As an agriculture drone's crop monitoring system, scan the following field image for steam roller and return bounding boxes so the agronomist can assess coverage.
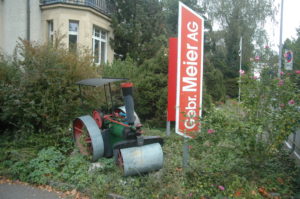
[73,78,164,176]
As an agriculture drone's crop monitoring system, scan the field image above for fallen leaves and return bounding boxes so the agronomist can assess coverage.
[258,187,271,198]
[276,177,284,184]
[0,177,28,186]
[258,187,281,199]
[175,167,182,172]
[234,188,244,197]
[62,189,89,199]
[251,190,258,196]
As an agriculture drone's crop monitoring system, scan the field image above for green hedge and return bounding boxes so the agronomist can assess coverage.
[0,40,101,136]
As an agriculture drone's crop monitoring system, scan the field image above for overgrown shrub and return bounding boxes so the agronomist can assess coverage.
[0,40,101,136]
[103,48,169,126]
[187,69,300,197]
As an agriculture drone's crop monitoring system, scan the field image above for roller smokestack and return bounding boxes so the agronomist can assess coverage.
[121,82,135,125]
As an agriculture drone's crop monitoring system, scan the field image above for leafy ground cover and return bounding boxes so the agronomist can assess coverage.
[0,114,299,199]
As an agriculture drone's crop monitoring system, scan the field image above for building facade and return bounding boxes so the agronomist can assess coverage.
[0,0,114,64]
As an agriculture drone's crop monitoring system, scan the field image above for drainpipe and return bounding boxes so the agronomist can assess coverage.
[26,0,30,41]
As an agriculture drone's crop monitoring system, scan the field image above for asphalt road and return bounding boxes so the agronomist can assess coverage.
[0,183,62,199]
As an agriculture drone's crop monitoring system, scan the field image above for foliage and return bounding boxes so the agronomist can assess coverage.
[108,0,166,63]
[56,153,92,191]
[187,69,300,197]
[11,147,64,184]
[188,101,299,197]
[0,40,101,136]
[204,56,226,101]
[0,125,299,198]
[162,0,208,37]
[241,69,300,152]
[103,48,169,126]
[201,0,276,96]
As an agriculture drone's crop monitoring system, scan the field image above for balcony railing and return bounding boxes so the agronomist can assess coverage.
[40,0,112,16]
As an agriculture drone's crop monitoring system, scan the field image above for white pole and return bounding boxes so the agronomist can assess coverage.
[278,0,284,77]
[238,37,242,103]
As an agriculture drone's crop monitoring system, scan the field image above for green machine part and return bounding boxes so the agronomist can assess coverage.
[108,122,137,147]
[109,123,126,145]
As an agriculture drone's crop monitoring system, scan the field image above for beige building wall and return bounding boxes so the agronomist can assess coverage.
[41,4,114,63]
[0,0,27,56]
[0,0,42,56]
[30,0,42,44]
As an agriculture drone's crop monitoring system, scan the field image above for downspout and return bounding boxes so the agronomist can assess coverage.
[26,0,30,41]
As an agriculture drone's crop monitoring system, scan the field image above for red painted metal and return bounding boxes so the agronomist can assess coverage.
[104,114,130,127]
[121,82,133,88]
[92,110,103,128]
[167,37,178,121]
[73,119,93,155]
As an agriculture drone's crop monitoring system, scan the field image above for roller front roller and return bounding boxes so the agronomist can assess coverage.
[116,143,164,176]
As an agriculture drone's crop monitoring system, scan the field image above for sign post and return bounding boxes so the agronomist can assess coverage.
[176,2,204,169]
[176,2,204,138]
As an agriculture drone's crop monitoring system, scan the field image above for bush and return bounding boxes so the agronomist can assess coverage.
[0,40,101,137]
[186,69,300,197]
[103,47,169,126]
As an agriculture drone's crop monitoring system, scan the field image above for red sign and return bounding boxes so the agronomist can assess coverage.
[176,2,204,138]
[167,38,178,121]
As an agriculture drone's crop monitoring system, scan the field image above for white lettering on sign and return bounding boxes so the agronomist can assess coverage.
[182,21,200,130]
[187,21,198,42]
[182,77,197,91]
[184,95,197,129]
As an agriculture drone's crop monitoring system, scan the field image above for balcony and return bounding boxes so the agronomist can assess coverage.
[40,0,112,16]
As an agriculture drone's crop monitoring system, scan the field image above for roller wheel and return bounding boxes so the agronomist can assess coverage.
[115,143,164,176]
[73,115,104,161]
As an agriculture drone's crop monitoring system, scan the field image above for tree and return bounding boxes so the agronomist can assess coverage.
[200,0,276,97]
[108,0,166,63]
[162,0,208,37]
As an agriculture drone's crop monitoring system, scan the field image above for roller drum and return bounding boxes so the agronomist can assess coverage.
[119,143,163,176]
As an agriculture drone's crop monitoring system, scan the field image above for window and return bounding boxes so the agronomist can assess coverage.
[69,20,79,52]
[92,26,107,64]
[47,20,54,43]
